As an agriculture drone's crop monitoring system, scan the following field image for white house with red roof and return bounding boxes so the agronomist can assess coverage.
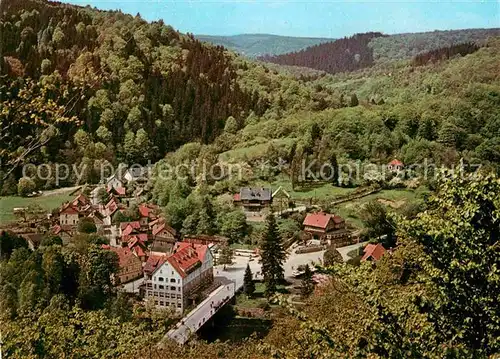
[144,242,214,314]
[302,212,352,245]
[387,159,404,172]
[59,205,80,226]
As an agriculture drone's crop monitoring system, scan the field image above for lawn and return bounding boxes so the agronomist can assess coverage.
[236,282,288,309]
[332,188,427,229]
[251,177,354,203]
[0,191,75,224]
[219,138,296,162]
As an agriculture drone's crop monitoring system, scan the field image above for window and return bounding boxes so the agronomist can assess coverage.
[159,301,164,306]
[177,294,181,299]
[170,286,176,291]
[159,292,164,298]
[147,291,152,296]
[165,293,170,299]
[158,277,164,282]
[171,271,174,275]
[153,291,158,296]
[154,284,157,289]
[178,287,181,292]
[155,301,158,305]
[159,285,164,290]
[177,279,180,284]
[177,303,181,308]
[170,278,176,283]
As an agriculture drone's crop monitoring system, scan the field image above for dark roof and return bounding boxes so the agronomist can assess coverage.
[20,233,43,247]
[239,187,272,201]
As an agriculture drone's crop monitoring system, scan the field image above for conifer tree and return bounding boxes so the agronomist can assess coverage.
[300,264,314,298]
[243,264,255,297]
[260,213,286,297]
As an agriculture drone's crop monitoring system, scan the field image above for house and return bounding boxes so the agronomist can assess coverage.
[303,212,352,246]
[361,243,386,262]
[272,186,291,212]
[102,245,143,284]
[106,174,124,190]
[144,242,214,314]
[233,187,272,212]
[123,166,149,183]
[71,193,91,208]
[151,221,177,253]
[20,233,43,250]
[59,205,80,226]
[88,211,105,231]
[51,224,74,243]
[126,234,148,261]
[138,203,159,227]
[107,186,126,198]
[388,159,404,172]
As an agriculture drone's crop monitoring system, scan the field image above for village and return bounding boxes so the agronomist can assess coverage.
[0,159,398,343]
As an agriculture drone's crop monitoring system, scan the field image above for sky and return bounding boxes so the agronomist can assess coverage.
[64,0,499,38]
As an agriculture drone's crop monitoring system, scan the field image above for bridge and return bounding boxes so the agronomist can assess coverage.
[164,280,237,345]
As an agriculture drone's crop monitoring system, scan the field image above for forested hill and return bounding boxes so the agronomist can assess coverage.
[259,28,500,73]
[0,0,263,172]
[196,33,333,58]
[259,32,384,74]
[0,0,343,189]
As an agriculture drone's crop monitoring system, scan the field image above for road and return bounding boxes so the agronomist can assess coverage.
[163,282,236,345]
[336,241,367,261]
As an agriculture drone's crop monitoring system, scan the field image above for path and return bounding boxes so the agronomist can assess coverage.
[336,241,367,261]
[41,186,81,196]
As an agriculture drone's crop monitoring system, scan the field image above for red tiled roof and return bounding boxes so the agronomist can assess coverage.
[175,242,208,262]
[60,205,79,215]
[125,233,148,245]
[72,193,90,207]
[102,245,139,268]
[152,222,176,237]
[120,221,141,231]
[389,159,403,166]
[303,212,333,229]
[144,254,168,274]
[52,224,73,234]
[149,216,165,228]
[107,186,126,196]
[138,204,150,218]
[167,244,205,278]
[134,246,145,257]
[361,243,386,262]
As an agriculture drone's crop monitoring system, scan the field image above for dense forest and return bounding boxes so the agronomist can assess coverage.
[258,32,384,74]
[369,28,500,63]
[0,0,265,179]
[412,42,480,66]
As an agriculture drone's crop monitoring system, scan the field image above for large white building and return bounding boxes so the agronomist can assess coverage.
[144,242,214,314]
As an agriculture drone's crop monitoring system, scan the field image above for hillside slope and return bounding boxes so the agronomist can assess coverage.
[196,33,333,58]
[259,28,500,73]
